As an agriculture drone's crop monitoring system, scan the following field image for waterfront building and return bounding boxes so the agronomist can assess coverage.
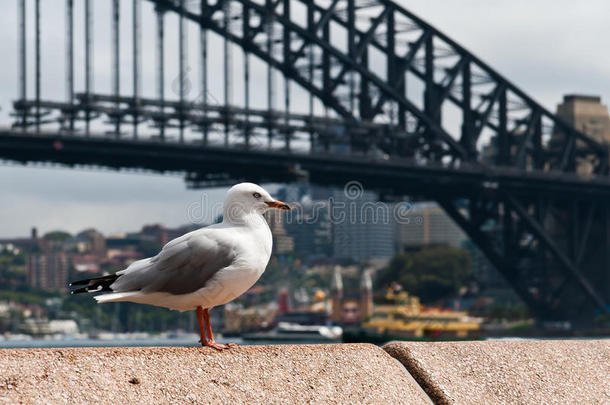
[265,210,295,255]
[331,188,394,262]
[360,269,374,320]
[277,184,333,262]
[554,94,610,144]
[330,266,375,324]
[330,266,344,323]
[394,202,466,250]
[75,229,107,256]
[26,253,71,291]
[552,94,610,175]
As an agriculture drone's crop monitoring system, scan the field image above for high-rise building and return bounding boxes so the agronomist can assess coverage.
[265,210,295,255]
[26,253,71,291]
[279,184,333,262]
[554,94,610,144]
[285,201,333,261]
[394,202,466,250]
[331,188,394,262]
[552,95,610,175]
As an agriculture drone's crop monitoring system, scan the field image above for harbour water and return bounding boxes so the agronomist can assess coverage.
[0,335,244,349]
[0,336,349,349]
[1,333,606,349]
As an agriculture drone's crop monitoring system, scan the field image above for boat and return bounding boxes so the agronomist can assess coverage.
[242,322,342,343]
[342,328,482,344]
[343,288,483,344]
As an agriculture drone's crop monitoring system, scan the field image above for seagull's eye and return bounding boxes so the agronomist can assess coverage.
[253,192,262,199]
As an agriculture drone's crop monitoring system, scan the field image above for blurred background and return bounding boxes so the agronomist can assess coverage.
[1,0,609,347]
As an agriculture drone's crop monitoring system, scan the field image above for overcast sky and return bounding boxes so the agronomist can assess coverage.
[0,0,609,238]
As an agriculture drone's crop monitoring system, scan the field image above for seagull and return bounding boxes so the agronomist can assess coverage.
[69,183,290,350]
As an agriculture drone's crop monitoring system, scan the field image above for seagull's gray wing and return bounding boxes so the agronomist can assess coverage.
[110,229,237,295]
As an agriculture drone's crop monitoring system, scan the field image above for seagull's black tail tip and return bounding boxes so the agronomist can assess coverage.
[68,274,119,295]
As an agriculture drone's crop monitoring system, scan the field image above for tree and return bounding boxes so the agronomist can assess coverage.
[43,231,72,241]
[376,246,473,303]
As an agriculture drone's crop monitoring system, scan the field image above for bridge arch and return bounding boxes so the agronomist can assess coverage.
[152,0,607,170]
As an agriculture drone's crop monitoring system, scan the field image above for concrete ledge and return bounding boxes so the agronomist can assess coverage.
[384,340,610,405]
[0,344,431,404]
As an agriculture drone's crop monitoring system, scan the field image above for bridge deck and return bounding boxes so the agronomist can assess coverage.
[2,129,610,197]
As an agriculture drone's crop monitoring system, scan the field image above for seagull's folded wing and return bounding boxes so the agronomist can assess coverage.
[111,229,237,295]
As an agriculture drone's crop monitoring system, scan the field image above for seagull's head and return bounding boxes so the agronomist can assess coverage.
[223,183,290,222]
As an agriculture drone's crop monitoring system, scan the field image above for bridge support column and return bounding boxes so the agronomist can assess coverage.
[439,190,610,323]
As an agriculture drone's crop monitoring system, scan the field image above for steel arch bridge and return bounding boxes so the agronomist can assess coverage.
[3,0,610,322]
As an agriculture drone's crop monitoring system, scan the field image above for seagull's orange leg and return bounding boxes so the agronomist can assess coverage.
[196,306,207,346]
[202,308,231,350]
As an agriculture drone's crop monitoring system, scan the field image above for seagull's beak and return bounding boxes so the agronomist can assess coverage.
[266,200,291,210]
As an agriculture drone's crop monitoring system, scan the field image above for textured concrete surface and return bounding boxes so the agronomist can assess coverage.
[384,340,610,405]
[0,344,432,405]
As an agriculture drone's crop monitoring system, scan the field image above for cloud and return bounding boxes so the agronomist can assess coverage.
[0,165,226,237]
[403,0,610,109]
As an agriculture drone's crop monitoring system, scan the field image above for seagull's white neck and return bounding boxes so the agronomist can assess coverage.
[222,204,267,228]
[222,202,273,260]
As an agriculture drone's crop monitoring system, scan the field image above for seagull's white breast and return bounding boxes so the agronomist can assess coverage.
[187,217,273,310]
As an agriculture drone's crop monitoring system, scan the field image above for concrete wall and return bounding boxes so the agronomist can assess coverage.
[1,340,608,404]
[385,340,610,404]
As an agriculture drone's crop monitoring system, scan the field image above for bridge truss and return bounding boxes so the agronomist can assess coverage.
[5,0,610,322]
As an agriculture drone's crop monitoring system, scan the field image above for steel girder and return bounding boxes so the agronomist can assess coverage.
[148,0,469,159]
[295,0,608,173]
[146,0,608,172]
[439,190,610,322]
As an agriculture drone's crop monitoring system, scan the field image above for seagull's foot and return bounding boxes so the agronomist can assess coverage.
[203,340,231,351]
